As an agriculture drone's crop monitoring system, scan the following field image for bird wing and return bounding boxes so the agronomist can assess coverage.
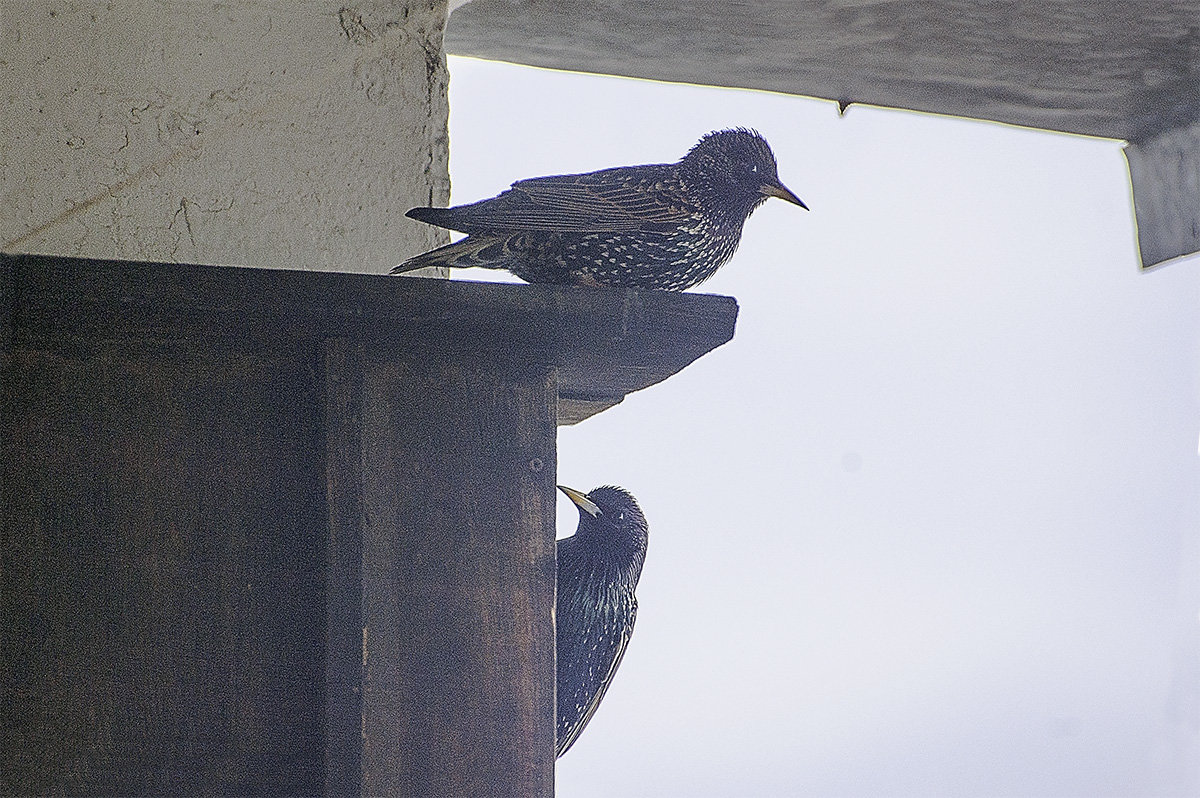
[556,599,638,757]
[408,165,695,235]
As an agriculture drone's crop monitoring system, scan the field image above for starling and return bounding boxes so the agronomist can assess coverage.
[391,128,807,291]
[555,484,649,757]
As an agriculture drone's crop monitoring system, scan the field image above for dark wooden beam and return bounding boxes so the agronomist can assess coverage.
[322,337,367,795]
[359,354,557,795]
[4,255,736,425]
[1,331,327,793]
[0,253,736,796]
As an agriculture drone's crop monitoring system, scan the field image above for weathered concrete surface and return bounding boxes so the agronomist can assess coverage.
[446,0,1200,268]
[1,1,450,273]
[1126,122,1200,269]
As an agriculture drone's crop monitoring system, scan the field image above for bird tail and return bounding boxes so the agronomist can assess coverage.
[406,206,461,229]
[390,236,506,275]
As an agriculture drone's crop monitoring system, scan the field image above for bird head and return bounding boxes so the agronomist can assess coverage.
[558,485,649,554]
[682,128,807,221]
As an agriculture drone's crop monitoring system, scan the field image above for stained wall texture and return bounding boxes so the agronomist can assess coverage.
[1,1,449,272]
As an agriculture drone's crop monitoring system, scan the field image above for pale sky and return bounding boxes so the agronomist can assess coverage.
[445,55,1200,797]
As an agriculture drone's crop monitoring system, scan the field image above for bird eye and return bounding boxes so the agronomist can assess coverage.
[616,511,626,522]
[749,164,759,174]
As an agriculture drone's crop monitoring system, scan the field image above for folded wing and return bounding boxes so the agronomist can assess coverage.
[408,165,694,236]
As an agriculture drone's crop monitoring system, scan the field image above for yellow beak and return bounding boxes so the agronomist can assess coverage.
[558,485,601,518]
[761,181,808,210]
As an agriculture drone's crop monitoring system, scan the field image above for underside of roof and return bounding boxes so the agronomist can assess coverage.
[447,0,1200,268]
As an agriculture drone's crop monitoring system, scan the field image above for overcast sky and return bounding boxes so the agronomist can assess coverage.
[444,55,1200,798]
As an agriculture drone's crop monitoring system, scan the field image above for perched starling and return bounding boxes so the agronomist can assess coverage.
[555,484,649,757]
[391,128,806,291]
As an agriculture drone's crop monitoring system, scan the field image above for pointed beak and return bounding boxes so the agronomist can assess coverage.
[558,485,601,518]
[760,181,808,210]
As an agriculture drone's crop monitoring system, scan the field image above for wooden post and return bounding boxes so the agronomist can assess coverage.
[323,337,367,795]
[360,356,557,795]
[0,254,737,795]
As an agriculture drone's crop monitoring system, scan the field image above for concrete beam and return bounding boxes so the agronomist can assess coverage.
[445,0,1200,268]
[1125,123,1200,268]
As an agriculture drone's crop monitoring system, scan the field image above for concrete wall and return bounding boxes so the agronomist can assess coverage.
[1,1,449,273]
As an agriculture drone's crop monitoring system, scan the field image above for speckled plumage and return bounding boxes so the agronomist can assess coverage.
[391,128,806,291]
[555,485,649,757]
